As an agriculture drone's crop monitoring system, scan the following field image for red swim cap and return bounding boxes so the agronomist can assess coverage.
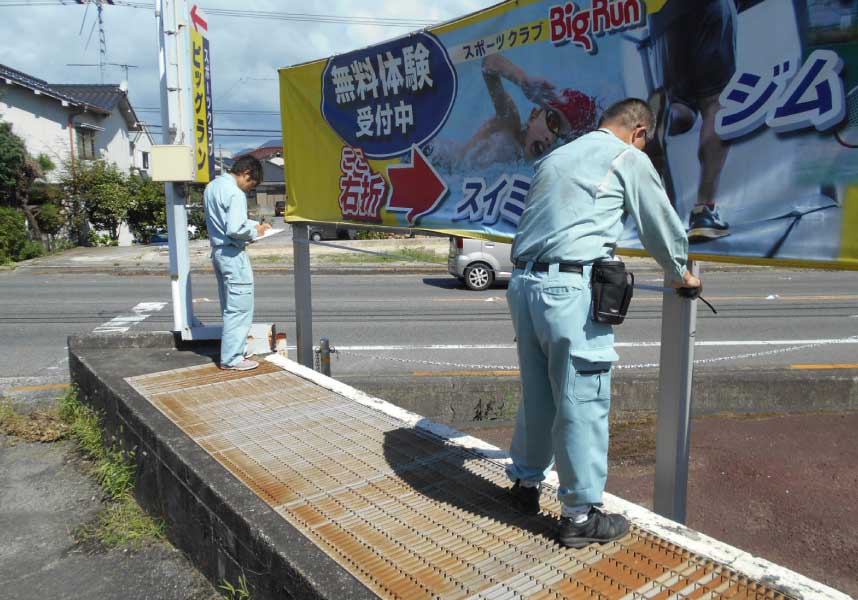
[547,89,598,138]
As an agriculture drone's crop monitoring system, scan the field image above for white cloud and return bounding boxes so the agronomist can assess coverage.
[0,0,497,152]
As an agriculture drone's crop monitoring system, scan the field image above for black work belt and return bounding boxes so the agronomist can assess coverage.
[514,260,583,273]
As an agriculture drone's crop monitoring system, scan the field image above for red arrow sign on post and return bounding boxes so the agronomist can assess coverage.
[386,145,448,225]
[190,4,208,32]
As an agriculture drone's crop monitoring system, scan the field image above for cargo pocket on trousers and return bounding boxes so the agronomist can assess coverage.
[570,357,611,402]
[226,282,253,313]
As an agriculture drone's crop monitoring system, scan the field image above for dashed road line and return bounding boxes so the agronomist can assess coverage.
[300,339,858,352]
[93,301,167,334]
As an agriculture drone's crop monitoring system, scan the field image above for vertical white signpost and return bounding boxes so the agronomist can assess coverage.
[157,0,217,340]
[158,0,194,336]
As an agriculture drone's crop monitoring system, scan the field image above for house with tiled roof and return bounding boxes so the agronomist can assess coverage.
[0,63,153,180]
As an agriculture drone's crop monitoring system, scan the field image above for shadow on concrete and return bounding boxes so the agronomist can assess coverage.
[420,277,511,291]
[420,277,462,289]
[380,420,559,543]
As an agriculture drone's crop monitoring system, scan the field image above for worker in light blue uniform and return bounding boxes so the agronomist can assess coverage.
[506,99,701,548]
[204,155,271,371]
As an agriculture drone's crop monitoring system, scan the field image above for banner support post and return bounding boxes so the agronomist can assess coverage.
[292,223,314,368]
[653,260,699,523]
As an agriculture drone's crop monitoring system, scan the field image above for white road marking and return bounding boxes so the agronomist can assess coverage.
[289,338,858,352]
[93,302,167,333]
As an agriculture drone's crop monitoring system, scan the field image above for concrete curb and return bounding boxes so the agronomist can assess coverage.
[5,236,781,276]
[68,333,375,600]
[11,264,450,276]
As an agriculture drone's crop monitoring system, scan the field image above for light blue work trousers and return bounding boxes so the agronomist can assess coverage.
[505,263,618,508]
[212,245,254,368]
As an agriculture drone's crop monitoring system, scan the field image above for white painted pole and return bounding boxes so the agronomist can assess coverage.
[158,0,197,336]
[653,260,700,523]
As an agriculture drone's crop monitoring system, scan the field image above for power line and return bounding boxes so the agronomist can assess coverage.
[137,108,279,114]
[0,1,438,28]
[143,123,281,133]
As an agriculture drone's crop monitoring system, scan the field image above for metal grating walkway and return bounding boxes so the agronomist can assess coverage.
[127,363,793,600]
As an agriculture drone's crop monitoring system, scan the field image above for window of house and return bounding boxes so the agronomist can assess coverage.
[76,128,96,160]
[142,151,149,169]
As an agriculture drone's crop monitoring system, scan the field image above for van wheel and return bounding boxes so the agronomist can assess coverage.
[310,231,322,242]
[464,262,493,291]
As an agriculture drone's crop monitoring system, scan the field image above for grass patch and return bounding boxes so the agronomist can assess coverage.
[76,494,165,551]
[318,246,444,264]
[220,575,252,600]
[0,397,69,443]
[58,387,165,550]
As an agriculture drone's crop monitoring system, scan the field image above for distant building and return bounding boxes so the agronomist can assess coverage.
[0,63,152,180]
[234,138,282,162]
[251,156,287,216]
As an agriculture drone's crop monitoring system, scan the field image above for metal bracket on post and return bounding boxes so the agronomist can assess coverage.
[653,260,699,524]
[292,223,314,368]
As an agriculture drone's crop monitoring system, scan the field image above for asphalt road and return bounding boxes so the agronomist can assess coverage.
[1,267,857,392]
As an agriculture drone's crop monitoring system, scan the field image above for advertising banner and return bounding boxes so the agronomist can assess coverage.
[279,0,858,269]
[191,28,215,184]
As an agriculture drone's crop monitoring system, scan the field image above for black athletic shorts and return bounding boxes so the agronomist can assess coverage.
[650,0,737,108]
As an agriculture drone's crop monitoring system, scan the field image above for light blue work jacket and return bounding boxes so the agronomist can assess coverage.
[204,174,259,249]
[511,129,688,283]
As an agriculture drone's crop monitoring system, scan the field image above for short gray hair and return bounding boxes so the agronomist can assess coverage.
[598,98,653,131]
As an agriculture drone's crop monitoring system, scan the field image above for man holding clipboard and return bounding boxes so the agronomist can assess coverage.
[203,155,271,371]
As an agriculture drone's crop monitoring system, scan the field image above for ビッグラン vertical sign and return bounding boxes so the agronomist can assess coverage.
[191,28,214,183]
[321,32,458,160]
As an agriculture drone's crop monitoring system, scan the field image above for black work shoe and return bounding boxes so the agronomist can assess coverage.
[688,205,730,243]
[508,480,540,515]
[557,506,630,549]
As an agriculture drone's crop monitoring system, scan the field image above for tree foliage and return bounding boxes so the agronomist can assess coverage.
[61,160,129,243]
[0,206,43,263]
[0,121,27,203]
[126,174,166,244]
[0,120,59,249]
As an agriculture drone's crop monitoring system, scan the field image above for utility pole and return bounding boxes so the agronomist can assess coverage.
[157,0,198,335]
[74,0,114,84]
[97,1,106,83]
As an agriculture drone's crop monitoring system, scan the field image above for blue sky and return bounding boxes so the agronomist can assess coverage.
[0,0,497,154]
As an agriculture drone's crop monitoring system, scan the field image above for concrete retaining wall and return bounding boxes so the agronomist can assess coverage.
[340,369,858,429]
[68,334,375,600]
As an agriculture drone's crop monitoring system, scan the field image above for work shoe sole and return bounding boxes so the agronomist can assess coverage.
[557,509,630,549]
[557,528,629,549]
[221,359,259,371]
[688,227,730,242]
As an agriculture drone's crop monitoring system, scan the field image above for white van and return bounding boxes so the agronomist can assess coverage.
[448,236,514,291]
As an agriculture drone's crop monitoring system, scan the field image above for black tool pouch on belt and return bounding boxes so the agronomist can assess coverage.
[591,260,634,325]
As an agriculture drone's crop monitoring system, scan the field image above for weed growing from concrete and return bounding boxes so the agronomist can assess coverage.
[75,495,165,551]
[59,387,165,550]
[220,575,252,600]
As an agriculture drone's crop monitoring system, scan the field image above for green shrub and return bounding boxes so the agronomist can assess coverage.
[356,229,390,240]
[0,206,42,263]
